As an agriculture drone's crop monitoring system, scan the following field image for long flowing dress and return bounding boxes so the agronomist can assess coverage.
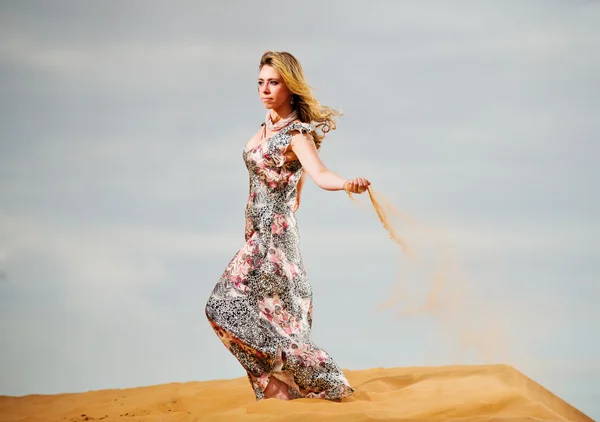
[205,121,355,401]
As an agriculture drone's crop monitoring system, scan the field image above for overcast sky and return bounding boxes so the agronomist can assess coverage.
[1,0,599,419]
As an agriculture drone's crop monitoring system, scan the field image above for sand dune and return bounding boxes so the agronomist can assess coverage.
[0,365,593,422]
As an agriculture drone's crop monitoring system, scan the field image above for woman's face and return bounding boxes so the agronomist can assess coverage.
[258,65,291,110]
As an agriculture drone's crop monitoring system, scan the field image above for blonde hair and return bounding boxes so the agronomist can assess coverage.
[259,50,341,149]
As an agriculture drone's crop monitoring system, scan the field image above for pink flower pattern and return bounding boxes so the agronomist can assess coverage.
[258,295,303,335]
[205,122,354,401]
[288,342,329,367]
[271,213,289,235]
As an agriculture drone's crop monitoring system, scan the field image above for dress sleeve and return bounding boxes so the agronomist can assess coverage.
[268,122,314,167]
[286,122,314,144]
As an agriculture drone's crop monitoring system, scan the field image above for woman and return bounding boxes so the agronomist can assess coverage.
[205,51,370,401]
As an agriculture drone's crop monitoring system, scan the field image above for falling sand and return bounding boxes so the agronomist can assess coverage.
[349,185,510,363]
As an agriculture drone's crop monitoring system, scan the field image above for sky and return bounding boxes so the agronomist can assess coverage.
[0,0,599,419]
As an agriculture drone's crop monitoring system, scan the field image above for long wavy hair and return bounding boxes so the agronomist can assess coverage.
[259,51,342,150]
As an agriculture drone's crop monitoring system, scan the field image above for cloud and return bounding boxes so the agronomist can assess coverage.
[0,37,257,71]
[0,212,239,289]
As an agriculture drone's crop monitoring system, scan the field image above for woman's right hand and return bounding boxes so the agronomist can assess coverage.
[344,177,371,194]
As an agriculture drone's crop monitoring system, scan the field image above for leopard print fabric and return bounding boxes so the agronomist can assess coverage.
[205,121,355,401]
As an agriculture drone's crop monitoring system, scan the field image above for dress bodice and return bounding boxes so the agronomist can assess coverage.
[242,122,313,241]
[243,121,313,185]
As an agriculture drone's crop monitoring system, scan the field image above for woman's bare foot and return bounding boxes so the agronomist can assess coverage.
[263,376,291,400]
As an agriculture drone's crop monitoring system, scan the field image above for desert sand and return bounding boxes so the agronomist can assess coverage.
[0,364,593,422]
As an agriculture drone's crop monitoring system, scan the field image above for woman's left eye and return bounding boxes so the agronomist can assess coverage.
[270,81,278,85]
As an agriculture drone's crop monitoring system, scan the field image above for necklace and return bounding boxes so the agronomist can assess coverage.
[265,110,298,131]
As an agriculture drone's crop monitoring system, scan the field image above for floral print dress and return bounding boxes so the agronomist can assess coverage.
[205,121,355,401]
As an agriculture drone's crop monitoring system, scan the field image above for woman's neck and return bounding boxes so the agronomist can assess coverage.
[270,104,294,123]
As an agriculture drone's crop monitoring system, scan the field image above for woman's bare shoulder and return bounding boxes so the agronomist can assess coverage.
[291,119,310,127]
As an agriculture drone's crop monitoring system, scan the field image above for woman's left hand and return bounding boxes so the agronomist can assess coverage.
[344,177,371,194]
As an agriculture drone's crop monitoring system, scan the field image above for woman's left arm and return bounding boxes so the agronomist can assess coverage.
[289,130,370,193]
